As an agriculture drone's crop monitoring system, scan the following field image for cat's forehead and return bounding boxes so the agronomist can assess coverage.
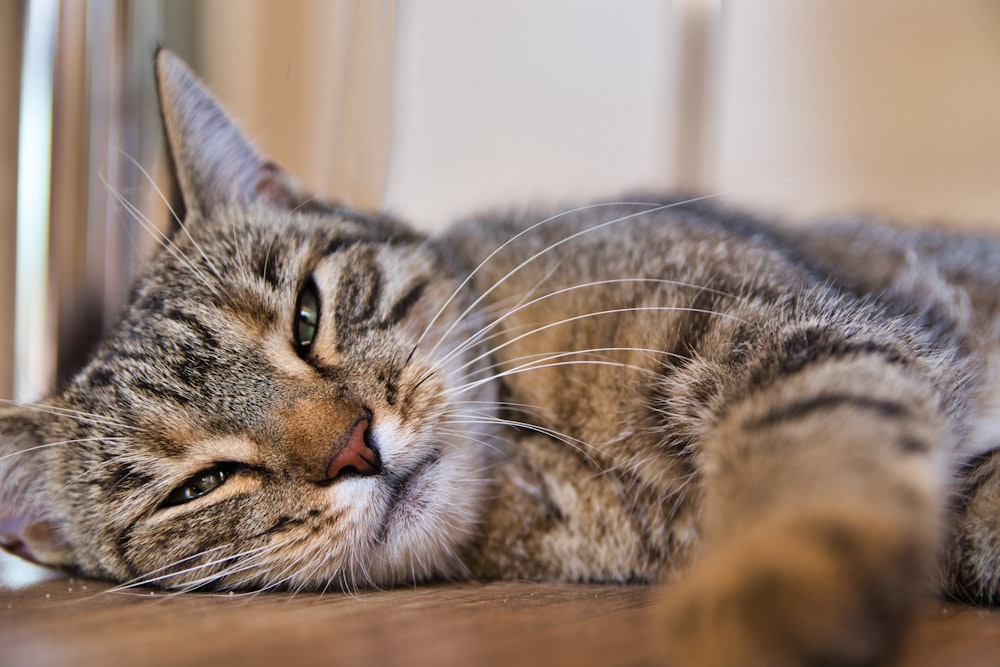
[165,205,421,288]
[172,207,368,278]
[128,207,374,321]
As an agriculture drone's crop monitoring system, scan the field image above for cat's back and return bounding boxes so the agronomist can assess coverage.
[433,197,990,463]
[436,197,822,302]
[442,197,971,584]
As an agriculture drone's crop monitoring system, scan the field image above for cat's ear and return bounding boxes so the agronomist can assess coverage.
[155,48,303,219]
[0,409,74,568]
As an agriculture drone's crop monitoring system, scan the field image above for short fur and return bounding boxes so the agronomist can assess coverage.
[3,51,1000,665]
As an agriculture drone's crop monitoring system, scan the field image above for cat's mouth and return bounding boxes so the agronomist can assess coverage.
[378,451,441,535]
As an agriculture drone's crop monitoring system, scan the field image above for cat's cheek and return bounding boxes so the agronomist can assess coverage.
[373,418,450,474]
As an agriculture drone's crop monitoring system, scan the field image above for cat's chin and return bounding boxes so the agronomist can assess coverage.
[357,442,492,586]
[378,452,441,532]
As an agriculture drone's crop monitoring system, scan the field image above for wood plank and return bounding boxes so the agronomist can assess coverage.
[2,574,1000,667]
[0,577,655,667]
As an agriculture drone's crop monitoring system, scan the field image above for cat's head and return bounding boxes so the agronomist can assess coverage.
[0,51,498,590]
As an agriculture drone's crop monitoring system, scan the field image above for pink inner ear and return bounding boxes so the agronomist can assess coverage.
[0,510,33,561]
[0,504,67,566]
[252,162,297,208]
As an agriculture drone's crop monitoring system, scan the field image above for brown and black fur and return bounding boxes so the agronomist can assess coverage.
[2,51,1000,666]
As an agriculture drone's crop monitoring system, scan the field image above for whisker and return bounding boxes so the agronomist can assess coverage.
[446,359,662,403]
[438,277,740,370]
[0,436,131,462]
[116,150,182,229]
[455,305,747,380]
[108,543,237,593]
[422,193,741,362]
[441,413,596,461]
[353,551,381,592]
[435,427,510,458]
[447,358,657,399]
[109,540,289,592]
[0,399,143,432]
[117,151,227,287]
[102,175,223,300]
[286,197,313,215]
[290,550,334,594]
[446,398,549,418]
[420,201,662,360]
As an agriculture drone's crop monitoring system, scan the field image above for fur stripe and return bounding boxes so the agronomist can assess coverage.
[336,257,382,327]
[133,379,193,406]
[322,237,362,256]
[259,515,306,536]
[778,327,907,376]
[381,281,427,328]
[252,245,284,289]
[746,393,908,430]
[164,308,218,349]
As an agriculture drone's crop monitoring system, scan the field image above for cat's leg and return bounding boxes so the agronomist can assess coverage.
[655,356,950,667]
[944,447,1000,604]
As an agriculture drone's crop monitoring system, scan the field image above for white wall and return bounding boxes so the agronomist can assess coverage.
[713,0,1000,228]
[385,0,674,228]
[385,0,1000,231]
[7,0,1000,401]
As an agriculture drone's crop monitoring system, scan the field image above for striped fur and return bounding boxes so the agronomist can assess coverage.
[2,51,1000,665]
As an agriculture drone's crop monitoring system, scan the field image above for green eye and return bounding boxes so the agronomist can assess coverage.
[163,467,230,507]
[295,280,320,353]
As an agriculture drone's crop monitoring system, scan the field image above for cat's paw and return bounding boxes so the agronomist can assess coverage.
[653,511,925,667]
[945,448,1000,604]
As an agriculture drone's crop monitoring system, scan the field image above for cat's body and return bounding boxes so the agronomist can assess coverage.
[450,202,969,570]
[2,51,1000,666]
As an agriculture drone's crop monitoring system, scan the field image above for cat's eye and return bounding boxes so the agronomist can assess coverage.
[295,279,321,353]
[163,466,232,507]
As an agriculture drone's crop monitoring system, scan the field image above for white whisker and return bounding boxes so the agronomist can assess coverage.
[0,398,143,432]
[109,540,289,592]
[438,277,740,370]
[117,151,227,286]
[442,413,596,461]
[457,346,683,385]
[455,305,746,380]
[101,173,223,300]
[0,436,131,462]
[422,193,741,362]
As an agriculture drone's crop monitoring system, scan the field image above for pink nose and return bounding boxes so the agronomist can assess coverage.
[326,418,381,480]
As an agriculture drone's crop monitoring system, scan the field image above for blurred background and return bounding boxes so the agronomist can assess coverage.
[2,0,1000,405]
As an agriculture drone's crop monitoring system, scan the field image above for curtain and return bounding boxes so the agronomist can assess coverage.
[0,0,396,401]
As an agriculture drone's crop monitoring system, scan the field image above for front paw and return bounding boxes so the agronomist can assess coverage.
[653,512,927,667]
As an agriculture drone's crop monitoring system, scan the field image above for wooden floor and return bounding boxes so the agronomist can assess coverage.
[3,553,1000,666]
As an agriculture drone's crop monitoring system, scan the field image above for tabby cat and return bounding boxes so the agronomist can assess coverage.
[2,50,1000,666]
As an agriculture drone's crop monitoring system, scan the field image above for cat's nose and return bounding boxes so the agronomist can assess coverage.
[326,417,382,480]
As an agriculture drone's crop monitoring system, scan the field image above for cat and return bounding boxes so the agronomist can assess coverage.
[2,49,1000,666]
